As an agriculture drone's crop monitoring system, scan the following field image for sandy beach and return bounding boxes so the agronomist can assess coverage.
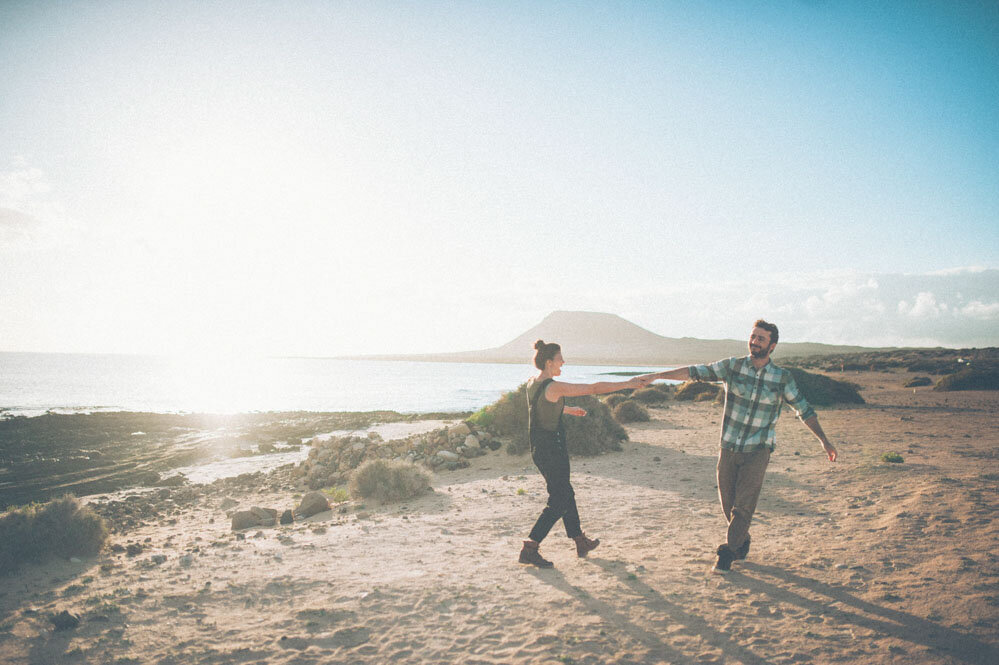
[1,368,996,665]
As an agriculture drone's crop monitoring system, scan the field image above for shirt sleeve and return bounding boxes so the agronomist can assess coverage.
[783,375,816,421]
[688,357,734,383]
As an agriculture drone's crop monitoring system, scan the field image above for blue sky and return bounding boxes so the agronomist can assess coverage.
[1,1,997,355]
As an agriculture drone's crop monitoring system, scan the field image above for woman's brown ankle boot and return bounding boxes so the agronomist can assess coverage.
[518,540,554,568]
[573,533,600,558]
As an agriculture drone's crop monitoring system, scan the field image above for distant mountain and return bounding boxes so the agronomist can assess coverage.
[361,311,885,366]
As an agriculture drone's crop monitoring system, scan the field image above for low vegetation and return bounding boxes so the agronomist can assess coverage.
[612,400,650,423]
[0,495,109,573]
[471,383,627,456]
[786,368,865,406]
[630,386,670,404]
[347,459,431,503]
[880,451,904,464]
[673,381,721,401]
[933,368,999,392]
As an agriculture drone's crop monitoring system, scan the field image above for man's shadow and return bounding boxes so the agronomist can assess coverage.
[528,557,772,665]
[729,562,997,665]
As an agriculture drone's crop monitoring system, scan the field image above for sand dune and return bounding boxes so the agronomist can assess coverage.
[1,369,996,664]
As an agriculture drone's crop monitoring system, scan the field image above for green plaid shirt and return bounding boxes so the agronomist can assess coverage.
[689,356,816,452]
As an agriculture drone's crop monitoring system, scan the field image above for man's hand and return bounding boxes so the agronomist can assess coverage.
[822,440,837,462]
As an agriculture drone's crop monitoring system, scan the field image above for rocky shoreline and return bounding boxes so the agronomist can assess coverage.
[0,410,470,509]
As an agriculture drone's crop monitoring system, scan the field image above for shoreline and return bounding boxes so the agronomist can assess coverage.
[0,368,995,664]
[0,409,470,509]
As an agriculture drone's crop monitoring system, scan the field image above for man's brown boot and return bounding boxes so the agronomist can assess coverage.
[573,533,600,558]
[518,540,554,568]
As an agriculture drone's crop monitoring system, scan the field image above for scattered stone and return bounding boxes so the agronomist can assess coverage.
[156,474,188,487]
[179,554,193,567]
[296,491,331,518]
[219,497,239,511]
[448,423,472,439]
[250,506,279,527]
[151,554,167,565]
[231,510,262,531]
[50,610,81,631]
[280,509,295,525]
[126,543,144,557]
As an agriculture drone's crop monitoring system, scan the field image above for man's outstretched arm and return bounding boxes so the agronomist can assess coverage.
[638,367,690,382]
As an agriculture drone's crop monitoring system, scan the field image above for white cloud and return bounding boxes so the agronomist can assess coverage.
[898,292,945,318]
[960,301,999,320]
[0,166,72,246]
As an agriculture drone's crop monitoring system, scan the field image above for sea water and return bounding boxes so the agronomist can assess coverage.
[0,352,665,417]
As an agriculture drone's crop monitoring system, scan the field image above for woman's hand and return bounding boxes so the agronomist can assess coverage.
[564,406,587,417]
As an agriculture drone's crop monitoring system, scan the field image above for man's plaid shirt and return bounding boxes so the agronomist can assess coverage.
[689,356,816,452]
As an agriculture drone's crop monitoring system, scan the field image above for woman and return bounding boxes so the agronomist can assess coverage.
[519,340,649,568]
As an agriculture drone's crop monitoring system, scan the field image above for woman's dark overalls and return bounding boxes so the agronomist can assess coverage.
[527,378,582,542]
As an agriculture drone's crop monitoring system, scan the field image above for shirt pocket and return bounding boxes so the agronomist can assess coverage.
[730,376,757,400]
[757,382,781,405]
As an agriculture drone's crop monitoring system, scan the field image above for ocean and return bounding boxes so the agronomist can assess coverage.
[0,352,664,417]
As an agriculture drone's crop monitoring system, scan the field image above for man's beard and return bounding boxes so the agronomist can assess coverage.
[749,345,769,359]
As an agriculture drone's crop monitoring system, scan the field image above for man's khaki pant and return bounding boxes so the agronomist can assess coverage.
[717,446,771,553]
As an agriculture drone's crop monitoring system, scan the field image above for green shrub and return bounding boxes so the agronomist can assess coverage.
[0,496,109,573]
[786,368,865,406]
[347,459,431,503]
[674,381,721,401]
[933,368,999,392]
[563,396,627,455]
[612,400,650,423]
[321,486,350,503]
[480,383,627,456]
[631,387,668,405]
[880,451,904,464]
[903,377,932,388]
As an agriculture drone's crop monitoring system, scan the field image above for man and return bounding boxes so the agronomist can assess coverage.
[641,320,837,573]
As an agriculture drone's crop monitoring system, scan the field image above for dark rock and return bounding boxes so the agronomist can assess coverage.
[126,543,143,556]
[295,491,331,518]
[231,510,262,531]
[50,610,81,631]
[280,509,294,525]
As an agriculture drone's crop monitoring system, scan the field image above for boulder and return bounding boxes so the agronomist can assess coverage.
[280,509,295,525]
[250,506,278,527]
[231,510,262,531]
[464,434,480,448]
[50,610,80,631]
[448,423,471,439]
[296,491,331,518]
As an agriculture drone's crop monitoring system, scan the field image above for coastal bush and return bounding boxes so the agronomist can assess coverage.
[563,396,627,456]
[348,459,431,503]
[603,393,627,408]
[0,496,109,573]
[786,368,865,406]
[476,383,627,456]
[674,381,721,401]
[612,400,650,423]
[933,368,999,392]
[631,387,669,405]
[903,376,932,388]
[880,451,904,464]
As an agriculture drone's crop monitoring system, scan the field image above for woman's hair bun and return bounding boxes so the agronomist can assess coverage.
[534,339,545,350]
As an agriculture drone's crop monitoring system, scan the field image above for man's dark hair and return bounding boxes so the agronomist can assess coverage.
[753,319,779,346]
